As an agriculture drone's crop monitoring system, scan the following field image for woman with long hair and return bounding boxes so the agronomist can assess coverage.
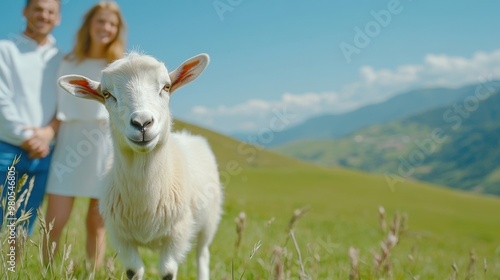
[43,1,126,268]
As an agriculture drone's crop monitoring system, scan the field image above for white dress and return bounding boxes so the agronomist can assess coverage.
[46,58,113,199]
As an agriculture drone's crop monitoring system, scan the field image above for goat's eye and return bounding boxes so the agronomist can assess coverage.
[162,84,171,93]
[103,90,111,99]
[102,90,116,102]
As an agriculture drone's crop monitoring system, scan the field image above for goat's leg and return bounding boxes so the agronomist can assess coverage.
[159,231,194,280]
[113,238,144,280]
[158,248,179,280]
[196,233,211,280]
[196,210,219,280]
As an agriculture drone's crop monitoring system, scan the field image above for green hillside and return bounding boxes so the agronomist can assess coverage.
[275,90,500,195]
[1,120,500,279]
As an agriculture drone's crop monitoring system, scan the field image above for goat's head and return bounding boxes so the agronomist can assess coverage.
[58,52,209,153]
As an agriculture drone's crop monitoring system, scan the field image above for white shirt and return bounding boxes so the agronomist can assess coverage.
[0,34,62,146]
[57,58,109,121]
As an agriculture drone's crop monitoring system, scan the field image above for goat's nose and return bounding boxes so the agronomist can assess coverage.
[130,113,154,133]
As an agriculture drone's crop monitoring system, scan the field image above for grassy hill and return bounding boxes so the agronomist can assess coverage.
[275,90,500,195]
[1,120,500,279]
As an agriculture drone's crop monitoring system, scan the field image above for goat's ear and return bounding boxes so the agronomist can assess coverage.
[169,53,209,94]
[58,75,105,104]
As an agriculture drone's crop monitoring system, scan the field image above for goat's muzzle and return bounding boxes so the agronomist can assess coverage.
[126,111,159,152]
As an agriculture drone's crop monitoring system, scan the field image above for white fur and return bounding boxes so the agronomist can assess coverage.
[58,52,222,280]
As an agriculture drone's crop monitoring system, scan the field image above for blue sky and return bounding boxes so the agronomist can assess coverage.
[2,0,500,134]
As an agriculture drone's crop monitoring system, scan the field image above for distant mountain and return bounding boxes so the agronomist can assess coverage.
[274,88,500,195]
[239,82,500,147]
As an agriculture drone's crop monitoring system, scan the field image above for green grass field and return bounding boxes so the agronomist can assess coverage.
[1,120,500,279]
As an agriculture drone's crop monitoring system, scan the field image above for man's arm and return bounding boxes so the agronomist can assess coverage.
[0,50,28,145]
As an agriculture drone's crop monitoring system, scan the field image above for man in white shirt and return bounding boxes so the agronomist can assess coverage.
[0,0,62,236]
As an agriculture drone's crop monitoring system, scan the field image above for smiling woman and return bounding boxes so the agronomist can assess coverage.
[70,1,126,63]
[42,1,126,270]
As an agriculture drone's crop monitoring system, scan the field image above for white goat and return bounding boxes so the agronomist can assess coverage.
[58,52,222,280]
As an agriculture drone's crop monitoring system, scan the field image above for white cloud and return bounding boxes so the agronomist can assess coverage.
[183,49,500,133]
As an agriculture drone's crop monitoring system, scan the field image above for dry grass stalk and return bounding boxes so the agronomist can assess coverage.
[65,260,75,279]
[267,217,276,227]
[465,250,477,280]
[408,245,417,263]
[15,209,33,225]
[23,177,35,212]
[60,243,72,276]
[249,240,262,260]
[273,246,284,280]
[15,225,31,266]
[106,255,117,277]
[283,207,310,280]
[287,207,309,232]
[290,229,309,280]
[400,213,409,233]
[348,246,360,280]
[483,257,487,275]
[374,207,407,276]
[373,233,398,275]
[378,206,387,233]
[448,262,458,280]
[234,212,246,249]
[15,188,28,212]
[16,173,28,193]
[389,212,401,237]
[38,212,56,277]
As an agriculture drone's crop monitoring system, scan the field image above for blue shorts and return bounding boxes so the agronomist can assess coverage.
[0,140,53,236]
